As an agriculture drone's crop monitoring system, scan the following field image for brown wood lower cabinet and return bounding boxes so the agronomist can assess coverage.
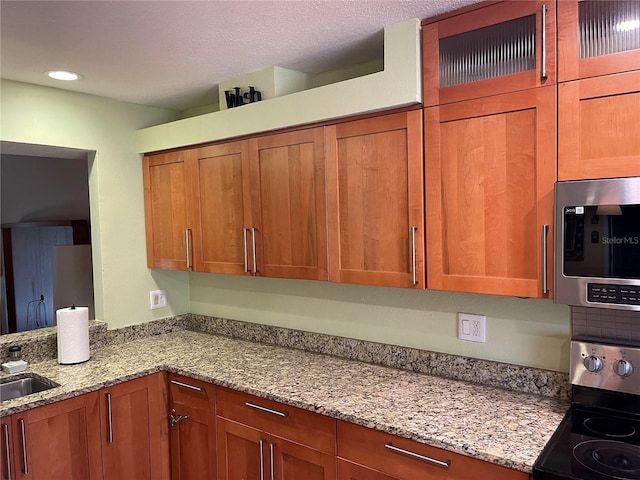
[1,416,13,480]
[337,421,529,480]
[338,458,400,480]
[216,387,336,480]
[6,392,102,480]
[168,373,217,480]
[100,372,170,480]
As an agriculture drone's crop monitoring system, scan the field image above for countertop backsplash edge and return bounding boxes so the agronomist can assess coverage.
[187,314,570,400]
[1,313,570,400]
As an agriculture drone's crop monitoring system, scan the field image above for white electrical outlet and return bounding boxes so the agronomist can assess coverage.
[457,313,486,343]
[150,290,167,310]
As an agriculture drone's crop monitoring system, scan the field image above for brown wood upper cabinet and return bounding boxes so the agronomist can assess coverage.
[145,128,328,281]
[248,128,328,280]
[557,0,640,180]
[425,86,556,298]
[325,110,425,289]
[422,1,556,107]
[558,0,640,82]
[193,128,328,280]
[144,149,195,270]
[190,140,253,275]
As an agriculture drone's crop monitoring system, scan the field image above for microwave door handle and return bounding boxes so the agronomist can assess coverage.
[542,224,549,295]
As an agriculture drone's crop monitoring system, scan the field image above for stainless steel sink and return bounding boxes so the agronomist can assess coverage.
[0,375,59,402]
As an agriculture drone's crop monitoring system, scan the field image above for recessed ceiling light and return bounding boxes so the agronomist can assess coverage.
[45,70,83,81]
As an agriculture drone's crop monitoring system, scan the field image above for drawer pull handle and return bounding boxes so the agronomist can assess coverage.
[384,443,451,469]
[259,438,266,480]
[541,5,548,80]
[410,226,418,286]
[18,419,28,475]
[106,393,113,443]
[245,402,288,418]
[541,224,549,294]
[4,423,12,480]
[251,227,258,274]
[171,379,203,392]
[243,228,250,273]
[185,228,192,270]
[270,442,275,480]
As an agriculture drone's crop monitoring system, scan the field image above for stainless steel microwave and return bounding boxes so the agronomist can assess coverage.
[555,177,640,311]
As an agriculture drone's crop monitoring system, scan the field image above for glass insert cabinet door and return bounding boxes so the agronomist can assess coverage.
[558,0,640,81]
[422,0,556,106]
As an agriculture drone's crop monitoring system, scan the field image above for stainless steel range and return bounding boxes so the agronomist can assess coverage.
[533,340,640,479]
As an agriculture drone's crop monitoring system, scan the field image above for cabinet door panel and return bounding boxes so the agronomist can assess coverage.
[337,459,399,480]
[558,71,640,180]
[425,86,556,297]
[1,418,13,480]
[144,151,192,270]
[216,418,263,480]
[558,0,640,81]
[277,435,336,480]
[326,111,424,288]
[169,374,216,480]
[250,128,328,280]
[423,1,556,106]
[12,393,102,480]
[171,409,216,480]
[192,141,252,274]
[101,373,169,480]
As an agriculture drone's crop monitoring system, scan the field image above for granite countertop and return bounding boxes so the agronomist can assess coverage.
[0,329,568,473]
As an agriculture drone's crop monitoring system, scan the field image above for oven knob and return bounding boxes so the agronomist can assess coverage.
[583,355,603,373]
[613,359,633,378]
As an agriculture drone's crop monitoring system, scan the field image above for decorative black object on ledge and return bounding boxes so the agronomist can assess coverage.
[225,86,262,108]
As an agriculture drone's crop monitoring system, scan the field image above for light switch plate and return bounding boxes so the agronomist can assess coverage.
[150,289,167,310]
[458,313,486,343]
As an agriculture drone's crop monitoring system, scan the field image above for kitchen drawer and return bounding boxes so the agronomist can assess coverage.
[216,387,336,454]
[168,374,215,412]
[337,420,528,480]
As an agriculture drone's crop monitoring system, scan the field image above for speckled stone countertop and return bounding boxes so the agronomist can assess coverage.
[0,330,568,473]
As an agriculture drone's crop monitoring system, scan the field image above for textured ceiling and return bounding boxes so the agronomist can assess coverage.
[1,0,481,112]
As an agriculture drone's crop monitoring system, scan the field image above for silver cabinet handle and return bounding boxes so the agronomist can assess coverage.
[185,228,192,270]
[170,379,203,392]
[541,5,548,80]
[251,228,258,273]
[259,438,265,480]
[270,442,275,480]
[410,226,418,286]
[3,424,11,480]
[245,402,288,418]
[243,228,250,273]
[169,408,189,430]
[106,393,113,443]
[385,443,451,469]
[542,224,550,294]
[18,419,27,475]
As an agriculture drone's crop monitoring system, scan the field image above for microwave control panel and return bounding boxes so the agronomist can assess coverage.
[588,283,640,306]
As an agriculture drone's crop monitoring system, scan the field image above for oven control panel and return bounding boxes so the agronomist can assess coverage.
[570,341,640,395]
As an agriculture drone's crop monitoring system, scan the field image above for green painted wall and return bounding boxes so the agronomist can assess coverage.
[0,80,189,326]
[190,275,570,372]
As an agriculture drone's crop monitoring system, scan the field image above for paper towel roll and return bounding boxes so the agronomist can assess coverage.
[57,306,90,364]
